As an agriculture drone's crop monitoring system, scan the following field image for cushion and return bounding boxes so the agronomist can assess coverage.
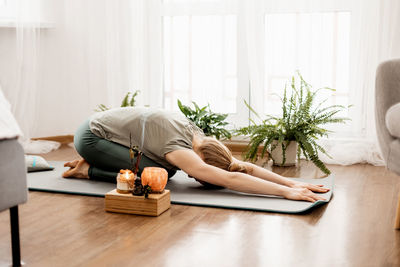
[386,103,400,139]
[25,155,54,172]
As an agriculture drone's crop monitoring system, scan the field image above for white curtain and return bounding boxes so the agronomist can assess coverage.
[4,0,60,153]
[322,0,400,165]
[0,0,160,153]
[2,0,400,164]
[243,0,400,166]
[53,0,160,134]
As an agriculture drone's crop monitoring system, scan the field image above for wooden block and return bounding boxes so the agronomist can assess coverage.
[105,189,170,216]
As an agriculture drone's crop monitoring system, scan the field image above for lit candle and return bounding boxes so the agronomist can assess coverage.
[116,169,135,194]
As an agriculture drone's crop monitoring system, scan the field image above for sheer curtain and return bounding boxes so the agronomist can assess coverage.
[8,0,61,153]
[53,0,161,134]
[1,0,160,153]
[319,0,400,165]
[243,0,400,166]
[2,0,400,164]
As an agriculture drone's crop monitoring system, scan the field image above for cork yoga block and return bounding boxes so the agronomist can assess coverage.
[105,189,170,216]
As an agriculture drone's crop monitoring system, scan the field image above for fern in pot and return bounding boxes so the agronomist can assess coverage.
[235,72,350,175]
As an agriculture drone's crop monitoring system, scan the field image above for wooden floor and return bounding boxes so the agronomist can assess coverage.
[1,145,400,267]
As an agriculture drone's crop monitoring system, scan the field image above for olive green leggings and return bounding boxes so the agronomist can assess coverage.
[73,120,176,183]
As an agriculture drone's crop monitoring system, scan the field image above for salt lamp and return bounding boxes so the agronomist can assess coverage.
[141,167,168,193]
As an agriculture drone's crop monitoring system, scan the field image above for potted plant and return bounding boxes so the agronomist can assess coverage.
[235,72,350,175]
[177,100,232,140]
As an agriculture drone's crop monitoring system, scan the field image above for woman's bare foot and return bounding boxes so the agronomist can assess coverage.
[63,159,90,179]
[64,159,80,168]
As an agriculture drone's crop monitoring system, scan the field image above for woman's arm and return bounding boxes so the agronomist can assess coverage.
[239,159,329,193]
[239,159,294,186]
[166,150,326,202]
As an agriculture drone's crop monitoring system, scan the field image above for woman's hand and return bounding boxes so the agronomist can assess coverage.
[283,187,327,203]
[289,181,330,193]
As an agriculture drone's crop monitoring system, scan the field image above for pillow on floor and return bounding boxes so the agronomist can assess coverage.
[25,155,54,172]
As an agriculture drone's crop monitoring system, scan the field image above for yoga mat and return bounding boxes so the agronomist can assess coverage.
[27,161,334,214]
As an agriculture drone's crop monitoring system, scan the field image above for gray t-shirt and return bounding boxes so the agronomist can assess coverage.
[89,107,203,170]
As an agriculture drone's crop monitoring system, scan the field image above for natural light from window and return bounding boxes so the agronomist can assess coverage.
[163,15,237,113]
[162,3,352,128]
[264,11,351,117]
[0,0,16,20]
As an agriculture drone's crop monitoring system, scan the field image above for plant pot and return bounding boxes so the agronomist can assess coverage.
[270,140,298,166]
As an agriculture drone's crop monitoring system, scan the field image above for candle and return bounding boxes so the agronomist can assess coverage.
[116,169,135,194]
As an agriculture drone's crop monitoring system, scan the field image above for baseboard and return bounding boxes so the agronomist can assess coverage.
[31,135,74,144]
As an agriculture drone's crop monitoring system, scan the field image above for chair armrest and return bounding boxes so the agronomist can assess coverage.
[0,138,27,212]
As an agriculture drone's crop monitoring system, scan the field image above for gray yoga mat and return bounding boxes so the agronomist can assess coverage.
[27,161,334,214]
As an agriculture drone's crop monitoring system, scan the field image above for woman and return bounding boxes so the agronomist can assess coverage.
[64,107,329,202]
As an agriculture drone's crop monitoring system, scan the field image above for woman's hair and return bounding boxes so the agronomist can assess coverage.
[193,136,250,188]
[197,136,249,174]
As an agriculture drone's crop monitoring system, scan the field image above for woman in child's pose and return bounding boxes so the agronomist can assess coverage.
[64,107,329,202]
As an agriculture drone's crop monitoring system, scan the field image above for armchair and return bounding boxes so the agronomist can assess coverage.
[0,138,27,266]
[375,58,400,229]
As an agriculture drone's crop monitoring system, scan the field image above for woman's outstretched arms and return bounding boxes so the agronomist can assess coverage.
[166,150,326,202]
[239,160,330,193]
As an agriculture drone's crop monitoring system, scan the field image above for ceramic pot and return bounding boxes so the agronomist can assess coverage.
[270,140,298,166]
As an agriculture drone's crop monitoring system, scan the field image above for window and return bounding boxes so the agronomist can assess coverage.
[163,15,237,113]
[0,0,46,26]
[264,12,351,117]
[161,0,353,132]
[0,0,16,21]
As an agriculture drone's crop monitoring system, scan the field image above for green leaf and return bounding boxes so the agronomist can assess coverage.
[95,104,110,112]
[121,92,130,107]
[121,90,140,107]
[244,100,262,120]
[177,100,231,140]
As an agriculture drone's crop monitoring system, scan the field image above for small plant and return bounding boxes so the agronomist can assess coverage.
[143,185,152,198]
[235,72,350,175]
[177,100,232,140]
[95,90,140,112]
